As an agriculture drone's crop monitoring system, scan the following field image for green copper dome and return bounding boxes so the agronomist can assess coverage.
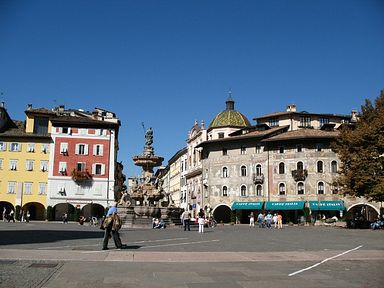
[208,96,251,129]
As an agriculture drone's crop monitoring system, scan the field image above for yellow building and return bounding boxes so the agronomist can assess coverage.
[0,104,52,220]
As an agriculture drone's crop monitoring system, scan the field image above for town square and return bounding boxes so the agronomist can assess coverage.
[0,0,383,287]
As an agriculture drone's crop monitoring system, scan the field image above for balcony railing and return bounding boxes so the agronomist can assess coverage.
[291,169,308,182]
[253,173,264,184]
[71,169,92,182]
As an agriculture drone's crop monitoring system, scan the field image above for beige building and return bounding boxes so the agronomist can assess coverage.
[184,97,380,224]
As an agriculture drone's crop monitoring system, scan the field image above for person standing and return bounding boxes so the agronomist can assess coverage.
[277,213,283,229]
[257,212,264,228]
[102,202,125,250]
[198,209,205,233]
[180,209,191,231]
[249,212,255,227]
[2,207,6,222]
[273,213,278,228]
[62,213,68,224]
[8,209,15,223]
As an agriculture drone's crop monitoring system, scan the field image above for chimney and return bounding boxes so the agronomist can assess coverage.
[286,104,296,112]
[59,105,65,114]
[0,102,4,108]
[27,104,32,110]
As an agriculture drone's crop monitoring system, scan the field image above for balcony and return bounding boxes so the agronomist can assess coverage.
[253,173,264,184]
[291,169,308,182]
[71,169,92,182]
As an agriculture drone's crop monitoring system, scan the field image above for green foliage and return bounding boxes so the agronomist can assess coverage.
[332,90,384,202]
[303,207,311,223]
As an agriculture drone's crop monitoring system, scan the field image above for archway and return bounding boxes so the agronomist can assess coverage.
[213,204,232,223]
[0,201,14,221]
[54,203,76,221]
[346,203,379,228]
[23,202,45,220]
[81,203,105,219]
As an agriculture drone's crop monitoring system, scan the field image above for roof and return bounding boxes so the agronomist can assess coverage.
[0,120,51,139]
[208,97,251,130]
[50,116,120,128]
[254,111,350,121]
[261,128,339,143]
[196,126,289,147]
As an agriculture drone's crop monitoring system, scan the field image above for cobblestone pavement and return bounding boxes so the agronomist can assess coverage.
[0,222,383,287]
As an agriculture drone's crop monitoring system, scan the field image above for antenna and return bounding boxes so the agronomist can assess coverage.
[141,122,146,134]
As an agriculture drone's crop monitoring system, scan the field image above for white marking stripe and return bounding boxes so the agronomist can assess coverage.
[288,245,363,276]
[140,239,220,249]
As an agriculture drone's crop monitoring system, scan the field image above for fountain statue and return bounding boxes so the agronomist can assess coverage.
[118,127,178,227]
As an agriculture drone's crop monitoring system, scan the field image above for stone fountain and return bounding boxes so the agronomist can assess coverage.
[118,127,178,227]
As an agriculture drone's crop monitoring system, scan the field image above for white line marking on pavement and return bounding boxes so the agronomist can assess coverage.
[140,239,220,249]
[38,238,189,250]
[132,237,188,244]
[288,245,363,277]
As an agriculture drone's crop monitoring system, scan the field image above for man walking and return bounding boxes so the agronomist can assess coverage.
[180,209,191,231]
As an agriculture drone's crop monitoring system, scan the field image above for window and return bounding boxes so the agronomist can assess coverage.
[278,162,285,174]
[240,185,247,197]
[39,183,47,195]
[10,142,21,152]
[60,142,68,154]
[24,182,32,195]
[317,161,323,173]
[331,185,338,195]
[255,145,262,154]
[297,182,304,195]
[241,165,247,177]
[7,182,16,194]
[0,142,6,151]
[222,167,228,178]
[279,183,286,195]
[222,148,227,156]
[27,143,35,152]
[33,117,49,134]
[300,116,311,127]
[76,144,88,155]
[256,185,262,196]
[318,182,324,194]
[92,163,105,175]
[240,146,246,155]
[93,144,104,156]
[218,132,224,139]
[268,118,279,127]
[26,160,34,171]
[315,143,322,152]
[40,161,48,172]
[59,162,67,174]
[9,160,17,170]
[0,158,3,170]
[297,161,303,170]
[331,161,338,173]
[279,146,284,154]
[296,144,303,152]
[62,127,70,134]
[256,164,262,176]
[41,143,49,153]
[222,186,228,197]
[77,162,86,171]
[320,117,329,126]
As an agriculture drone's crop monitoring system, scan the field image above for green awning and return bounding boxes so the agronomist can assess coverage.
[309,201,345,211]
[232,202,264,210]
[265,201,305,210]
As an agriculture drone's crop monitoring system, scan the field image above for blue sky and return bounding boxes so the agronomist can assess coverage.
[0,0,383,177]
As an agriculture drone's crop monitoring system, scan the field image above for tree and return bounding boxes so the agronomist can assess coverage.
[332,90,384,202]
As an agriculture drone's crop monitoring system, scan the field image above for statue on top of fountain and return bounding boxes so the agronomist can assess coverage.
[126,126,170,210]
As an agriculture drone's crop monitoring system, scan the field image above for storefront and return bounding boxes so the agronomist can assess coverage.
[309,200,345,220]
[264,201,306,224]
[231,202,264,224]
